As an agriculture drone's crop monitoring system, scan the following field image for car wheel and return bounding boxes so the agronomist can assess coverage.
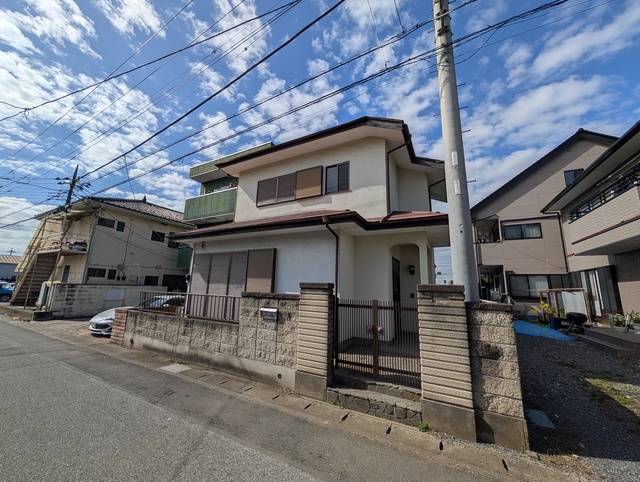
[0,295,10,302]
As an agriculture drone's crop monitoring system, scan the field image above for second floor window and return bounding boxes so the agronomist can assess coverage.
[326,162,349,193]
[97,217,115,228]
[564,169,584,186]
[256,166,322,206]
[151,231,165,242]
[503,223,542,240]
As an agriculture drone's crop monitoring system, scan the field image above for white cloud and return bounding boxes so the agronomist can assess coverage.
[92,0,164,38]
[3,0,100,58]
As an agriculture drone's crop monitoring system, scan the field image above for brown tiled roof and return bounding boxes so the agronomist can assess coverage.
[0,255,21,265]
[170,209,447,241]
[88,197,188,224]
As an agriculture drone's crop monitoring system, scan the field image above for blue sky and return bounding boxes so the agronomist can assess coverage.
[1,0,639,283]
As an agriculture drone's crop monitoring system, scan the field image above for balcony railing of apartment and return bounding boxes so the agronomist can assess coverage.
[183,187,237,222]
[40,234,90,254]
[137,290,240,323]
[569,165,640,221]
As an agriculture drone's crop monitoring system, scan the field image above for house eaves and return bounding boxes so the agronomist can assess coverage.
[169,209,448,242]
[543,120,640,213]
[37,196,194,228]
[471,129,618,216]
[214,116,443,180]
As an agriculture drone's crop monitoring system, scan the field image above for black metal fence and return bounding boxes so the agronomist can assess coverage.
[137,291,240,323]
[336,299,420,387]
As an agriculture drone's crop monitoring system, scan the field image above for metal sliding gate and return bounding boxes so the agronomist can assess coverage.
[335,299,420,387]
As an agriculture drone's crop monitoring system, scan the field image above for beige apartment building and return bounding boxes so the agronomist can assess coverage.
[471,128,621,315]
[543,120,640,315]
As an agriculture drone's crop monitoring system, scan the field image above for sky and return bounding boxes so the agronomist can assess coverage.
[0,0,639,283]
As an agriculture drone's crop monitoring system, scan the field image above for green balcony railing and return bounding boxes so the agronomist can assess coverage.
[184,188,237,222]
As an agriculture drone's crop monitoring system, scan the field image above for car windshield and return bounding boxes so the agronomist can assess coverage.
[135,296,184,309]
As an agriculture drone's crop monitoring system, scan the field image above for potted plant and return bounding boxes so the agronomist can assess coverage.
[538,301,556,323]
[608,313,626,332]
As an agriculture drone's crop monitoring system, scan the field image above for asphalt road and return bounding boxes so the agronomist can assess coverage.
[0,318,576,481]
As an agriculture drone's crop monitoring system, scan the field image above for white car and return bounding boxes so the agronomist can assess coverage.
[89,296,185,336]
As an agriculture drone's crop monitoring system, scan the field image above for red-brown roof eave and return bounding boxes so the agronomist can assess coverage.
[169,210,448,241]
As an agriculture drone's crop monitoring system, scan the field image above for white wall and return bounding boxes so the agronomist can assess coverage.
[198,230,336,294]
[353,231,430,301]
[397,169,430,212]
[338,231,356,298]
[57,208,187,286]
[234,138,388,221]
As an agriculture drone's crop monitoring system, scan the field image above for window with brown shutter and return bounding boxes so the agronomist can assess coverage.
[227,251,248,296]
[246,248,276,293]
[257,177,278,206]
[256,166,323,206]
[295,166,322,199]
[277,173,296,202]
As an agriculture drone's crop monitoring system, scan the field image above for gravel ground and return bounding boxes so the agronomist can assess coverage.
[517,332,640,481]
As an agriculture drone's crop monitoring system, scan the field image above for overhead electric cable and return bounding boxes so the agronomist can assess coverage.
[6,1,297,188]
[0,1,297,124]
[0,0,195,167]
[78,0,349,181]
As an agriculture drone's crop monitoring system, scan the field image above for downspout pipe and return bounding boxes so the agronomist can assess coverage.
[322,217,339,299]
[323,216,339,369]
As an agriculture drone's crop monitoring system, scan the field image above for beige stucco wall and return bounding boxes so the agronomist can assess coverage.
[396,169,430,212]
[353,232,432,301]
[234,138,388,221]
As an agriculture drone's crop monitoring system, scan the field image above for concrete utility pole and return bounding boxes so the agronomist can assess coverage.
[432,0,479,302]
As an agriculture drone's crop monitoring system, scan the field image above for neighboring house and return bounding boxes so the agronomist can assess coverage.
[172,117,448,304]
[470,129,618,310]
[543,120,640,316]
[13,197,194,305]
[0,255,21,281]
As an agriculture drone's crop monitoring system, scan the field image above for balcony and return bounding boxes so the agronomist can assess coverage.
[183,187,237,224]
[568,185,640,255]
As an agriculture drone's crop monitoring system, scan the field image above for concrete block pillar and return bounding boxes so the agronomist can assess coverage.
[468,302,529,451]
[295,283,334,400]
[417,284,477,442]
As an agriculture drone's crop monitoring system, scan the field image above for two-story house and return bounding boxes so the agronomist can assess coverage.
[470,129,617,309]
[543,120,640,315]
[13,197,194,307]
[171,117,448,305]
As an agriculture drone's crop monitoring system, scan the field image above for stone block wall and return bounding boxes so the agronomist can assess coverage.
[468,302,529,451]
[120,292,300,389]
[45,283,165,318]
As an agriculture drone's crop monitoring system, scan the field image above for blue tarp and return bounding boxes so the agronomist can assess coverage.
[514,320,575,341]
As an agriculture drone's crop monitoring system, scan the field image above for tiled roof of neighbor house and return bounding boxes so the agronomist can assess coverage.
[471,128,618,214]
[169,209,448,240]
[0,255,21,265]
[89,197,188,224]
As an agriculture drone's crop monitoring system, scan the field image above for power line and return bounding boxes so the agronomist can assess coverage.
[78,0,349,182]
[0,0,195,167]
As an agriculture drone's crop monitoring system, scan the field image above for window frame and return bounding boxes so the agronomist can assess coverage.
[87,268,106,278]
[502,222,542,240]
[564,168,584,187]
[97,217,115,229]
[508,274,549,299]
[256,166,323,207]
[325,161,349,194]
[151,231,165,242]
